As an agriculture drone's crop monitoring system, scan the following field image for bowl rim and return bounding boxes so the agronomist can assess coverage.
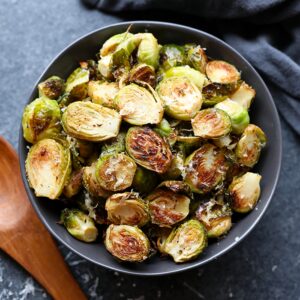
[18,20,282,276]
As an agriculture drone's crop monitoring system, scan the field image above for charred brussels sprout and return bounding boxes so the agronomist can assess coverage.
[137,33,159,68]
[184,144,228,194]
[129,63,156,87]
[105,192,149,226]
[215,99,249,134]
[132,166,158,195]
[230,81,256,110]
[60,208,98,242]
[156,77,203,120]
[22,97,62,144]
[191,108,232,139]
[147,189,190,227]
[105,224,150,262]
[196,199,232,238]
[88,81,119,109]
[125,127,172,174]
[202,83,237,106]
[164,220,207,263]
[38,76,65,100]
[229,172,261,213]
[62,102,121,142]
[157,180,191,195]
[186,45,208,74]
[164,65,206,89]
[160,44,185,70]
[65,67,89,100]
[63,168,83,198]
[100,32,133,57]
[206,60,240,84]
[116,84,163,125]
[235,124,266,167]
[25,139,71,199]
[82,163,112,198]
[95,153,137,192]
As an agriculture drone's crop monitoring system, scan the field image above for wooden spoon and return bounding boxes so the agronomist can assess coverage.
[0,136,87,300]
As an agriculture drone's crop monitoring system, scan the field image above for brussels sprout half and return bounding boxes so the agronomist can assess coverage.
[22,97,62,144]
[137,33,159,69]
[184,144,228,194]
[229,172,261,213]
[230,81,256,110]
[164,220,207,263]
[95,153,137,192]
[147,189,190,227]
[82,163,112,198]
[26,139,71,199]
[60,208,98,242]
[236,124,267,167]
[105,192,149,226]
[195,199,232,238]
[125,127,172,174]
[206,60,240,84]
[160,44,185,70]
[105,224,150,262]
[191,108,232,139]
[132,166,158,195]
[65,67,89,100]
[129,63,156,87]
[62,102,121,142]
[156,76,203,121]
[186,45,208,74]
[38,76,65,100]
[215,99,250,135]
[88,81,119,109]
[116,84,163,125]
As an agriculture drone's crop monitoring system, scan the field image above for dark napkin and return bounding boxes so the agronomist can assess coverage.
[83,0,300,135]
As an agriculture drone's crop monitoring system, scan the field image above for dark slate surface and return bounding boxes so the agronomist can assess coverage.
[0,1,299,299]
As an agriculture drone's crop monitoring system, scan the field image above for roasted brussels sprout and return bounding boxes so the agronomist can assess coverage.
[105,224,150,262]
[62,101,121,142]
[164,65,206,89]
[164,220,207,263]
[186,45,208,74]
[230,81,255,110]
[215,99,249,134]
[160,44,185,70]
[125,127,172,173]
[202,83,237,106]
[105,192,149,226]
[157,180,191,195]
[65,67,89,100]
[60,208,98,242]
[156,77,202,120]
[184,144,228,194]
[38,76,65,100]
[82,163,112,198]
[95,153,137,192]
[156,228,172,254]
[195,199,232,238]
[132,166,158,195]
[116,84,163,125]
[229,172,261,213]
[137,33,159,68]
[22,97,62,144]
[101,131,126,155]
[26,139,71,199]
[206,60,240,84]
[88,81,119,109]
[129,63,156,87]
[235,124,267,167]
[63,168,83,198]
[191,108,232,138]
[98,54,113,79]
[100,32,134,57]
[147,189,190,227]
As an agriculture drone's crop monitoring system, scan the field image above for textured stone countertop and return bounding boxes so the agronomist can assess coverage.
[0,1,299,299]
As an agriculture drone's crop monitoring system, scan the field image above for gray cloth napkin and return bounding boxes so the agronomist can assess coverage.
[83,0,300,135]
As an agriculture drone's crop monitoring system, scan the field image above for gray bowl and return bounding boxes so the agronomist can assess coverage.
[19,21,282,276]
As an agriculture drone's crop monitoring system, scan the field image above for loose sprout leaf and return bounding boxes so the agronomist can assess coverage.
[206,60,240,84]
[62,101,121,142]
[125,126,172,174]
[137,33,159,69]
[26,139,71,199]
[65,68,89,100]
[230,81,256,110]
[105,224,150,262]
